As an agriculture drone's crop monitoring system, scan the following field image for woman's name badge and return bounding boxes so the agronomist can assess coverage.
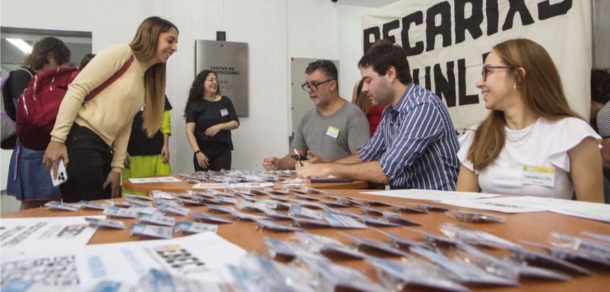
[522,166,555,187]
[326,126,340,139]
[220,108,229,116]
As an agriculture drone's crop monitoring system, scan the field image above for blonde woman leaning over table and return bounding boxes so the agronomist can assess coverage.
[456,38,603,203]
[43,16,179,202]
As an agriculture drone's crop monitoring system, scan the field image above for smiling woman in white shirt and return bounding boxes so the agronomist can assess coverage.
[456,38,604,203]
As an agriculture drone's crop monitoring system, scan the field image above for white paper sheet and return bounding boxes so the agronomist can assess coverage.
[497,196,610,223]
[440,196,610,221]
[191,182,274,189]
[0,216,103,254]
[1,232,246,289]
[361,189,500,201]
[438,197,546,213]
[128,176,182,184]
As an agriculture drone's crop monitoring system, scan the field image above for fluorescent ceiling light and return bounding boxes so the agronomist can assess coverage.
[7,38,32,54]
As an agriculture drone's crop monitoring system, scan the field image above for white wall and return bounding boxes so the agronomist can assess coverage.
[1,0,372,179]
[337,4,377,101]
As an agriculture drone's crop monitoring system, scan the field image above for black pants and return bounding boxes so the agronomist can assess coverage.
[60,124,112,203]
[193,142,231,171]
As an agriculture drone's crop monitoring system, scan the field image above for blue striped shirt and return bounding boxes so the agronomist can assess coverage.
[358,84,459,190]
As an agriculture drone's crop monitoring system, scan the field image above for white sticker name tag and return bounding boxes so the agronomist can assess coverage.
[326,126,340,139]
[220,108,229,116]
[522,166,555,187]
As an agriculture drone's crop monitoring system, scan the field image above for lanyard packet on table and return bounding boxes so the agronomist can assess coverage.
[85,217,127,229]
[262,208,293,220]
[410,246,519,286]
[296,254,387,292]
[254,219,303,232]
[366,257,470,292]
[382,213,422,226]
[174,221,218,233]
[373,229,420,248]
[323,212,368,229]
[207,205,238,214]
[356,215,402,227]
[191,210,233,224]
[124,194,154,201]
[291,217,332,227]
[445,210,507,223]
[136,213,176,227]
[150,190,176,200]
[129,223,173,239]
[439,223,521,250]
[125,197,153,208]
[103,206,139,218]
[288,205,324,220]
[214,195,237,205]
[44,201,81,211]
[510,247,593,275]
[230,211,266,221]
[177,198,207,206]
[79,200,111,210]
[343,233,410,257]
[105,200,132,208]
[157,204,190,216]
[454,243,570,282]
[263,237,301,258]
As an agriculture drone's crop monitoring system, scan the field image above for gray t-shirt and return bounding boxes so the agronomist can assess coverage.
[292,101,370,160]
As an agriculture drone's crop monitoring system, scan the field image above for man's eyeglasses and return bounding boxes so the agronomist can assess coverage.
[481,65,514,81]
[301,80,333,91]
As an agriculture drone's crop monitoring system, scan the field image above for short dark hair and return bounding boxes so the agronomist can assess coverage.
[358,40,411,85]
[28,37,71,70]
[78,53,96,71]
[592,69,610,104]
[305,60,338,82]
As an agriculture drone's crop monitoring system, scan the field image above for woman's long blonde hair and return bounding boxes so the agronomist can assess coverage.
[468,38,580,170]
[129,16,178,137]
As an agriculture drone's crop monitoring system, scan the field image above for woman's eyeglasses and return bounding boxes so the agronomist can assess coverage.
[481,65,514,81]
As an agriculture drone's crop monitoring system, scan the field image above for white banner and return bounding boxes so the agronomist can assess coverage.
[362,0,591,132]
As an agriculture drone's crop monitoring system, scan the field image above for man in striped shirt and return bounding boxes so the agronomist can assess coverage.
[296,40,459,190]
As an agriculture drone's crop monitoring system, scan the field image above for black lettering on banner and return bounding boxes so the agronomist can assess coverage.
[424,66,432,91]
[426,1,452,52]
[502,0,535,31]
[413,68,420,85]
[538,0,572,20]
[434,61,456,106]
[455,0,484,44]
[458,59,479,105]
[486,0,499,35]
[363,27,381,53]
[383,19,400,45]
[401,11,425,56]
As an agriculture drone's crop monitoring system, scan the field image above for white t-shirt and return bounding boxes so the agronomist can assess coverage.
[458,117,601,199]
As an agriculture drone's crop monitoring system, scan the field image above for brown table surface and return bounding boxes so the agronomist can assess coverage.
[3,189,609,291]
[123,174,369,193]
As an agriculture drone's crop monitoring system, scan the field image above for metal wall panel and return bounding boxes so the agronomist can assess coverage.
[195,40,249,116]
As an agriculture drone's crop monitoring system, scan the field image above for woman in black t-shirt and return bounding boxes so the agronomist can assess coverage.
[185,70,239,171]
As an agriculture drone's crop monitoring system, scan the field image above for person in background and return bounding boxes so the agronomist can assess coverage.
[123,95,172,194]
[296,41,459,190]
[43,16,179,202]
[6,37,71,209]
[78,53,96,71]
[589,68,610,203]
[456,38,603,203]
[185,70,239,171]
[352,78,386,137]
[262,60,369,170]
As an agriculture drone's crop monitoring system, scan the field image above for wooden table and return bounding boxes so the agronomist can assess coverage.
[3,189,609,291]
[123,174,369,193]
